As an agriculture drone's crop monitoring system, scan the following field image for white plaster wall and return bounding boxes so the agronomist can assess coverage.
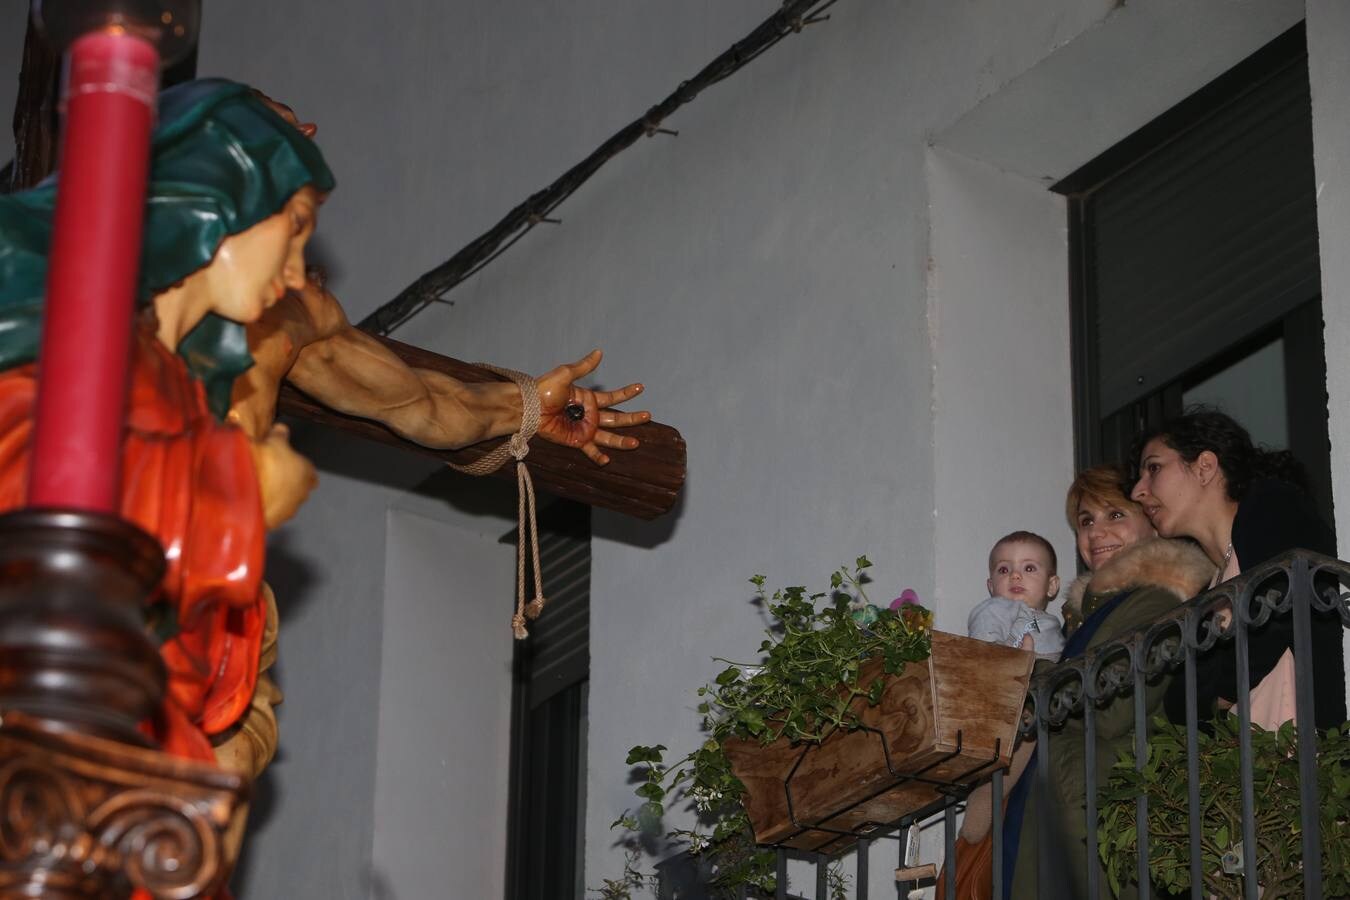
[925,147,1075,636]
[939,0,1309,183]
[1305,0,1350,707]
[1308,0,1350,544]
[373,508,514,899]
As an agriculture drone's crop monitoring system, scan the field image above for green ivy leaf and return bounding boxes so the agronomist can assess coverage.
[636,801,664,833]
[624,744,666,765]
[715,666,741,686]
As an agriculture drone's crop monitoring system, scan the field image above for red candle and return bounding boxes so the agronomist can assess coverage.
[28,30,159,512]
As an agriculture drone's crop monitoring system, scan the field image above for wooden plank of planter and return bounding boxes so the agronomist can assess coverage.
[276,335,686,520]
[724,631,1033,856]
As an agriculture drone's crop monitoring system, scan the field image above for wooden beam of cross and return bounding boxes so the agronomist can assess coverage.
[277,336,686,519]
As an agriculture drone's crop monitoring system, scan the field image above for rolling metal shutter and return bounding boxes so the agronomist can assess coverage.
[523,521,590,708]
[1087,49,1320,416]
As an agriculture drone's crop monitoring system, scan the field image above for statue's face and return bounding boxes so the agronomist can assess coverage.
[203,187,321,324]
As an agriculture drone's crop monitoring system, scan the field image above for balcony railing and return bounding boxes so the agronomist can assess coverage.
[738,549,1349,900]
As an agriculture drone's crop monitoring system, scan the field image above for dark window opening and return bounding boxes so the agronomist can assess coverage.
[1057,22,1334,534]
[505,500,591,900]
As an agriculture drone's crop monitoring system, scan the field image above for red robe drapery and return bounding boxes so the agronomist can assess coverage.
[0,323,267,762]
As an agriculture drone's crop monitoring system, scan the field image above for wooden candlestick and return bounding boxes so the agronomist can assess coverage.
[0,509,247,898]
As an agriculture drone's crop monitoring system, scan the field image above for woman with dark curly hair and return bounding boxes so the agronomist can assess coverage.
[1130,408,1343,729]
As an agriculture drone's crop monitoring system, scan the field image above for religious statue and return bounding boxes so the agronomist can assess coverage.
[0,79,650,781]
[222,93,652,779]
[0,79,332,766]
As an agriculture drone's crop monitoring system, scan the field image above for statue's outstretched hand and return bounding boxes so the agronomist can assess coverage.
[536,349,649,465]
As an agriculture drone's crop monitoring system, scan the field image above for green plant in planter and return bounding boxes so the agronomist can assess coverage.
[597,558,934,898]
[1097,716,1350,899]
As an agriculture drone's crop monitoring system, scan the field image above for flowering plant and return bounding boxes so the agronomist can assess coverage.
[596,558,934,897]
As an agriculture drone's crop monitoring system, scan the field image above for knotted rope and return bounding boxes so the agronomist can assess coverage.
[446,365,546,639]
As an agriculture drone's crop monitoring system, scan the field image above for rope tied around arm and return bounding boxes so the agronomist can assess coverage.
[446,364,546,639]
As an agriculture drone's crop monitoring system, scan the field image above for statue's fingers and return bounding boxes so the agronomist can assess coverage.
[565,348,603,379]
[598,409,651,428]
[581,442,610,466]
[591,382,643,408]
[593,430,639,451]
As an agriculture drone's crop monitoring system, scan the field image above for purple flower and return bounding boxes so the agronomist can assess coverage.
[890,588,920,610]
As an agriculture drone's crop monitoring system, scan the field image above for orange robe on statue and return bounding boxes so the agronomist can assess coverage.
[0,323,267,764]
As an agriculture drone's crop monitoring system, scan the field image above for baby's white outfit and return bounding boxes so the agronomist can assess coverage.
[967,596,1064,660]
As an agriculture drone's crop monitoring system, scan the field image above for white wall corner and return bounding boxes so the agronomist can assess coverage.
[925,144,1074,637]
[937,0,1307,182]
[1305,0,1350,705]
[372,507,514,899]
[923,140,944,623]
[1307,0,1350,545]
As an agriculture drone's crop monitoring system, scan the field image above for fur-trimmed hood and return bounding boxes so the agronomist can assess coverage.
[1063,538,1214,624]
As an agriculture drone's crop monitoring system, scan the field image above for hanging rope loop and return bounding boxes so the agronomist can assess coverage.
[446,365,547,639]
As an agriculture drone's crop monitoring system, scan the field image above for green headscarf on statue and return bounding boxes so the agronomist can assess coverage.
[0,78,335,417]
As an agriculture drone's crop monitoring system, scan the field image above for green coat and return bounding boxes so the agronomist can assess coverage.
[1010,539,1212,899]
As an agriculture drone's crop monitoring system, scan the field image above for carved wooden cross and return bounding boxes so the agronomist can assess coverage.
[277,338,686,519]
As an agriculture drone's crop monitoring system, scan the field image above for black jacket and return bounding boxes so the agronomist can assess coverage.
[1164,479,1344,729]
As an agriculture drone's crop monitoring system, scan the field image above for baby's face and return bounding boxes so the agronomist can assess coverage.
[986,541,1059,611]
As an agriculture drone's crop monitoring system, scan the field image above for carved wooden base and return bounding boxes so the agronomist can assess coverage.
[0,711,246,899]
[0,510,248,897]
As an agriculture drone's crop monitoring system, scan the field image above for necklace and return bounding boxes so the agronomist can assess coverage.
[1210,542,1235,589]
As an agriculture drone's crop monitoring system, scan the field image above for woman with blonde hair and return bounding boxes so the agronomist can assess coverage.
[1003,465,1211,900]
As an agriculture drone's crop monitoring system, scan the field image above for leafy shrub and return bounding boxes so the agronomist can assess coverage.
[1098,716,1350,899]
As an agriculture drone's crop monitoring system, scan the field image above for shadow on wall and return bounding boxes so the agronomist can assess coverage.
[225,536,314,895]
[302,233,345,289]
[284,419,446,497]
[262,531,320,620]
[228,761,282,894]
[364,865,397,900]
[592,476,686,550]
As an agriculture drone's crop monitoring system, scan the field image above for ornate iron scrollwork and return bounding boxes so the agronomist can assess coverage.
[1024,550,1350,736]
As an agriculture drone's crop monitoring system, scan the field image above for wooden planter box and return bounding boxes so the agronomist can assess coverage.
[722,630,1033,855]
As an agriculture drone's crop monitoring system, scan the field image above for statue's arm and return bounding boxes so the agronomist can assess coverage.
[287,322,523,450]
[285,280,648,462]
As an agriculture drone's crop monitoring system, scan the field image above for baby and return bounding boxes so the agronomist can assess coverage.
[967,530,1065,660]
